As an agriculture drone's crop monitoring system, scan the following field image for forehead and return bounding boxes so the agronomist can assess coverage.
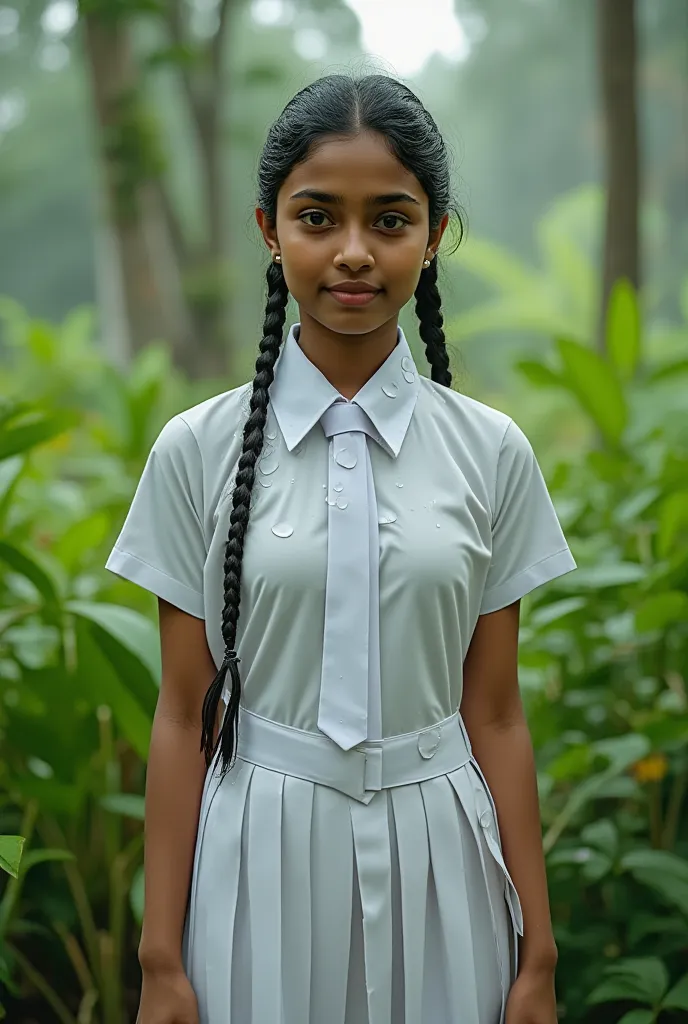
[280,132,424,200]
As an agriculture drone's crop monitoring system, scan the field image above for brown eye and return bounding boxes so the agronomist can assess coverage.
[299,210,331,227]
[377,214,408,231]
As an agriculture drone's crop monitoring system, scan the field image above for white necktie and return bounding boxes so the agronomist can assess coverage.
[318,400,382,750]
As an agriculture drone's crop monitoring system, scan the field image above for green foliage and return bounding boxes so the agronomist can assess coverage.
[1,253,687,1020]
[0,303,202,1022]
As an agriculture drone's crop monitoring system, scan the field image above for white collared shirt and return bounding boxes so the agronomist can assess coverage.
[106,322,576,736]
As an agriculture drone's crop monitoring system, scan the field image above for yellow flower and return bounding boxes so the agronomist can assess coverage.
[632,753,668,783]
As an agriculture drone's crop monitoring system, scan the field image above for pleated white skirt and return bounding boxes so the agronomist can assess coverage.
[182,713,523,1024]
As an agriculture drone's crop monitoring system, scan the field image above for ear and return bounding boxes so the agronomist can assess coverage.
[428,212,450,256]
[256,207,280,260]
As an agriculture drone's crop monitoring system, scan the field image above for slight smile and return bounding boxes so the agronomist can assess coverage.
[327,285,381,307]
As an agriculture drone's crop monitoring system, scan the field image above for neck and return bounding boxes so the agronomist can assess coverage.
[295,312,400,401]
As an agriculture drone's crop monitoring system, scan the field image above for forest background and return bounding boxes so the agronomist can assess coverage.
[1,1,687,1021]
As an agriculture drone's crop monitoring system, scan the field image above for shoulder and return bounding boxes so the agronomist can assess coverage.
[154,382,253,464]
[418,377,518,455]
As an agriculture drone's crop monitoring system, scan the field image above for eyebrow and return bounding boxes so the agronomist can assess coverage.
[288,189,421,207]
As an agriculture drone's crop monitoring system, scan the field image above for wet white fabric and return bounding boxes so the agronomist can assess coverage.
[318,399,384,749]
[105,321,577,1024]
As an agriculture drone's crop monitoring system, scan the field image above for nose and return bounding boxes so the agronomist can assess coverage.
[335,228,374,271]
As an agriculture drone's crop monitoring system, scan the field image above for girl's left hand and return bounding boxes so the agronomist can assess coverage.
[505,964,558,1023]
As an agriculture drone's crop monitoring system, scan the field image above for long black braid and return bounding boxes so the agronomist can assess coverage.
[414,257,452,387]
[200,260,288,776]
[200,72,465,777]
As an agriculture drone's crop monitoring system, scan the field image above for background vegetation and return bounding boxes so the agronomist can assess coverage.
[0,0,686,1021]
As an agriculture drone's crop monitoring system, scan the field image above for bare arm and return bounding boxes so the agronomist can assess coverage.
[460,601,558,974]
[137,598,217,974]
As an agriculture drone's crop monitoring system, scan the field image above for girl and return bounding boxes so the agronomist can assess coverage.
[106,73,576,1024]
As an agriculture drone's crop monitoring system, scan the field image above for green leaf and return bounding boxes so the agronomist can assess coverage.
[587,957,668,1006]
[71,619,153,761]
[0,541,61,606]
[0,835,25,878]
[100,794,145,820]
[606,278,641,380]
[614,487,660,525]
[68,601,161,705]
[657,491,688,559]
[20,848,76,873]
[130,864,145,925]
[648,357,688,383]
[514,360,563,389]
[0,407,80,461]
[617,1011,655,1024]
[529,597,586,627]
[543,735,649,853]
[451,236,540,294]
[581,818,618,859]
[560,562,645,589]
[556,337,628,445]
[635,592,688,632]
[664,972,688,1010]
[621,849,688,916]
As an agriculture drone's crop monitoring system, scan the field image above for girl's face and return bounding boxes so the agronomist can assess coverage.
[257,131,449,337]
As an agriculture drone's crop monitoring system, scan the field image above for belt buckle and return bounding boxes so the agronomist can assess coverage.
[361,743,382,793]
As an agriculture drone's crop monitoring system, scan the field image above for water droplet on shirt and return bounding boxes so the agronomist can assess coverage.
[258,478,272,488]
[401,356,414,373]
[333,483,343,492]
[396,482,404,488]
[379,513,398,525]
[290,478,295,485]
[336,498,349,510]
[326,496,336,505]
[266,428,277,440]
[381,382,399,398]
[402,370,415,384]
[260,455,279,475]
[271,522,294,538]
[323,483,327,488]
[335,448,357,469]
[436,523,441,528]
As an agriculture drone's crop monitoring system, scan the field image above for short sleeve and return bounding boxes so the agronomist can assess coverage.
[479,419,576,616]
[105,415,206,619]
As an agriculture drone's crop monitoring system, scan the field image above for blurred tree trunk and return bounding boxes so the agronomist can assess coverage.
[597,0,640,352]
[79,0,235,378]
[82,13,193,368]
[164,0,233,379]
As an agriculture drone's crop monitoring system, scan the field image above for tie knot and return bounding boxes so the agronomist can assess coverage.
[320,401,379,442]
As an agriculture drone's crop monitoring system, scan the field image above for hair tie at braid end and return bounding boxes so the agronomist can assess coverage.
[224,648,240,665]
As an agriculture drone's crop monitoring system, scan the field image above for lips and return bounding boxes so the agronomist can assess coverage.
[327,283,380,294]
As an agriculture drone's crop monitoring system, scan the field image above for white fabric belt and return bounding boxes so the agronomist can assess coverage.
[223,691,473,804]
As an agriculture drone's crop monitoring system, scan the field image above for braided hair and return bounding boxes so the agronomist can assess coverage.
[201,73,465,777]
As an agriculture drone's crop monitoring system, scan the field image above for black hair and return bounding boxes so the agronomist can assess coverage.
[201,72,465,777]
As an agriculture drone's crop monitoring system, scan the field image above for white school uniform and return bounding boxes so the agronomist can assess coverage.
[106,322,576,1024]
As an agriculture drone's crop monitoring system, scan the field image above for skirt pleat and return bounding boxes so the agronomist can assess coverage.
[280,776,314,1021]
[184,757,520,1024]
[349,794,393,1023]
[389,783,429,1023]
[247,769,284,1021]
[309,781,354,1024]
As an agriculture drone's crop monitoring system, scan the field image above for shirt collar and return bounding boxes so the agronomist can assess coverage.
[268,322,420,459]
